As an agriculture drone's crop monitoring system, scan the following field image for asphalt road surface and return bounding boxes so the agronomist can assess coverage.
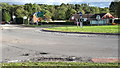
[0,25,119,62]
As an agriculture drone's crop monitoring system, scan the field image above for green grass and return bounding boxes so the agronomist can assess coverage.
[45,25,119,33]
[2,62,119,66]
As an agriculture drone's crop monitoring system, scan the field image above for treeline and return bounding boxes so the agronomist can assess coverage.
[109,1,120,18]
[0,3,109,22]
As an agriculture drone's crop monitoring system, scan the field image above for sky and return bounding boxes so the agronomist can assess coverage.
[0,0,114,3]
[0,0,115,7]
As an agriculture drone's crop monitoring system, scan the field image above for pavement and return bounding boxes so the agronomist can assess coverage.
[0,24,119,63]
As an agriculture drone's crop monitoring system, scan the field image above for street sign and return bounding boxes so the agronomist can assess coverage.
[36,12,44,18]
[79,12,82,16]
[79,19,83,22]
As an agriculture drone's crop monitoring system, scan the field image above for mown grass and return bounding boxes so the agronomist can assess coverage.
[2,62,119,66]
[45,25,119,33]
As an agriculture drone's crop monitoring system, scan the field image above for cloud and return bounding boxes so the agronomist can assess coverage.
[83,0,113,2]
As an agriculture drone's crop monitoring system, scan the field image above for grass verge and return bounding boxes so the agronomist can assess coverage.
[2,62,119,66]
[45,25,119,34]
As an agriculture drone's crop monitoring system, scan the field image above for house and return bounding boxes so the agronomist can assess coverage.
[29,12,52,24]
[70,13,115,25]
[90,13,114,25]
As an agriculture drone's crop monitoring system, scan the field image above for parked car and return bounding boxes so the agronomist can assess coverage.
[1,21,6,24]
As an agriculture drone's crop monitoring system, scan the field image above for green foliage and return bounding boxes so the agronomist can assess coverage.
[0,2,111,22]
[109,1,120,18]
[78,7,84,14]
[3,12,11,22]
[99,8,109,13]
[66,8,76,19]
[44,10,52,18]
[116,2,120,18]
[15,6,28,18]
[54,6,67,20]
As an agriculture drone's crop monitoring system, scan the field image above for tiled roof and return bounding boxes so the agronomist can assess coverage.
[90,13,106,18]
[72,14,93,19]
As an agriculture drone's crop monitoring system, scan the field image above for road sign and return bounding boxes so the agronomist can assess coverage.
[79,12,82,16]
[36,12,44,18]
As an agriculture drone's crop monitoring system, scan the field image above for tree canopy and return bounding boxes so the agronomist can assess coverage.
[0,2,110,22]
[109,1,120,18]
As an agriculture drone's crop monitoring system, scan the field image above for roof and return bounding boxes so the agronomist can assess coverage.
[90,13,114,19]
[72,14,93,19]
[90,13,106,18]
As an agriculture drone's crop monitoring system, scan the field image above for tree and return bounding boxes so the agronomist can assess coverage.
[109,1,120,18]
[54,5,68,20]
[78,8,85,14]
[99,8,109,13]
[90,7,96,14]
[3,12,11,22]
[75,4,80,12]
[81,4,90,14]
[116,2,120,18]
[66,8,76,20]
[15,6,28,18]
[109,2,116,14]
[0,3,13,21]
[44,10,52,19]
[95,7,100,14]
[0,2,113,21]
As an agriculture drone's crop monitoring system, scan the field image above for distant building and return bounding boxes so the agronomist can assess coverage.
[29,12,51,24]
[90,13,114,19]
[70,13,115,25]
[90,13,114,25]
[70,13,93,22]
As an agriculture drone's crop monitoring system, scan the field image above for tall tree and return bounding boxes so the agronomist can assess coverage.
[54,5,67,20]
[15,6,28,18]
[109,1,120,17]
[66,8,76,20]
[3,12,11,22]
[115,1,120,18]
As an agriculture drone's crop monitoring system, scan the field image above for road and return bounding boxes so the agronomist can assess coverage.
[0,25,119,62]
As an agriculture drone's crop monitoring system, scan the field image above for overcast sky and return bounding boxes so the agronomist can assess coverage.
[0,0,114,3]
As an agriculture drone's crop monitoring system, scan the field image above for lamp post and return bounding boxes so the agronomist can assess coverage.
[23,16,27,25]
[12,15,16,24]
